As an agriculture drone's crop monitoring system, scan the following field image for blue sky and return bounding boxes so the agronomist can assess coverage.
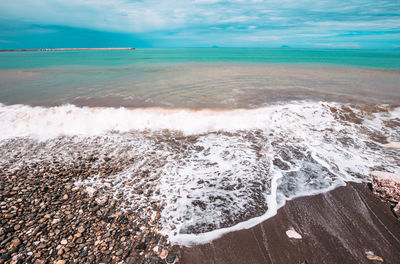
[0,0,399,49]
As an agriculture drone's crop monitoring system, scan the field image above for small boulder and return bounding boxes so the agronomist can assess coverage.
[370,171,400,202]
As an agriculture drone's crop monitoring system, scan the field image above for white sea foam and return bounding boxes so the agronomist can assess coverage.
[0,102,398,140]
[1,101,399,246]
[0,103,273,139]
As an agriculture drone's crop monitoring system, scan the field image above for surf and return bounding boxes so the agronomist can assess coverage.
[1,101,399,245]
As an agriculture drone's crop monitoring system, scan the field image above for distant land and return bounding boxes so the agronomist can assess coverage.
[0,47,135,52]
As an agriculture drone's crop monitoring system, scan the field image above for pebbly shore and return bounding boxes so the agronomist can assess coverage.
[2,135,400,264]
[0,158,181,264]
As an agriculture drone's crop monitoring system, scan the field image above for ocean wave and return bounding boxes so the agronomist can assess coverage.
[0,101,399,245]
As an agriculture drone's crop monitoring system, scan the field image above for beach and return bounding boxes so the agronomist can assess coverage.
[1,49,400,263]
[183,182,400,264]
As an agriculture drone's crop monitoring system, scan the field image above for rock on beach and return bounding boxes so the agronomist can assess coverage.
[285,228,302,240]
[370,171,400,202]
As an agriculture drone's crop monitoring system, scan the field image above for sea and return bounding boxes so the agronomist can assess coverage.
[1,48,400,245]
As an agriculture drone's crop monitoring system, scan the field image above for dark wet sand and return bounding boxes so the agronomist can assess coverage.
[182,183,400,264]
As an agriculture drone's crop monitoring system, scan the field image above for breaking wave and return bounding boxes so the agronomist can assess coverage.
[1,101,399,245]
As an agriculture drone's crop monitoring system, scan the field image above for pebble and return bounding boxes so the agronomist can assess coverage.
[79,249,88,257]
[60,239,68,245]
[365,251,384,262]
[10,237,21,249]
[286,228,302,239]
[153,245,159,253]
[57,248,64,256]
[52,218,61,224]
[393,202,400,217]
[77,226,85,233]
[160,249,168,259]
[155,212,161,221]
[11,253,25,263]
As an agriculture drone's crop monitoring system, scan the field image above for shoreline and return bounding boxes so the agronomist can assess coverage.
[182,182,400,264]
[2,140,400,263]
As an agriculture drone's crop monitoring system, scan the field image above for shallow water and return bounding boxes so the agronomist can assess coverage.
[0,63,399,107]
[0,49,400,245]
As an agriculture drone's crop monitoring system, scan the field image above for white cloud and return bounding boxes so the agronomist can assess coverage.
[0,0,398,43]
[236,35,282,41]
[195,0,264,3]
[0,0,191,32]
[306,20,400,31]
[313,43,360,48]
[195,0,222,3]
[220,16,258,23]
[340,43,360,48]
[314,43,334,47]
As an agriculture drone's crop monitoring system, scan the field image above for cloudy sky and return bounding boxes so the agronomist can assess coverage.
[0,0,399,49]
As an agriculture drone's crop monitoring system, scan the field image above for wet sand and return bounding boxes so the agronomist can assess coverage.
[182,182,400,264]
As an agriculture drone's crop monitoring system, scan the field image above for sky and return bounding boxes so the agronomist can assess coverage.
[0,0,399,49]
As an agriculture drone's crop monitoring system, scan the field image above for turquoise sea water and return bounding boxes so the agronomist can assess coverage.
[0,48,399,107]
[1,48,400,69]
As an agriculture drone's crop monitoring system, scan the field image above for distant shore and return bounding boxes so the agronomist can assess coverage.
[0,47,135,52]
